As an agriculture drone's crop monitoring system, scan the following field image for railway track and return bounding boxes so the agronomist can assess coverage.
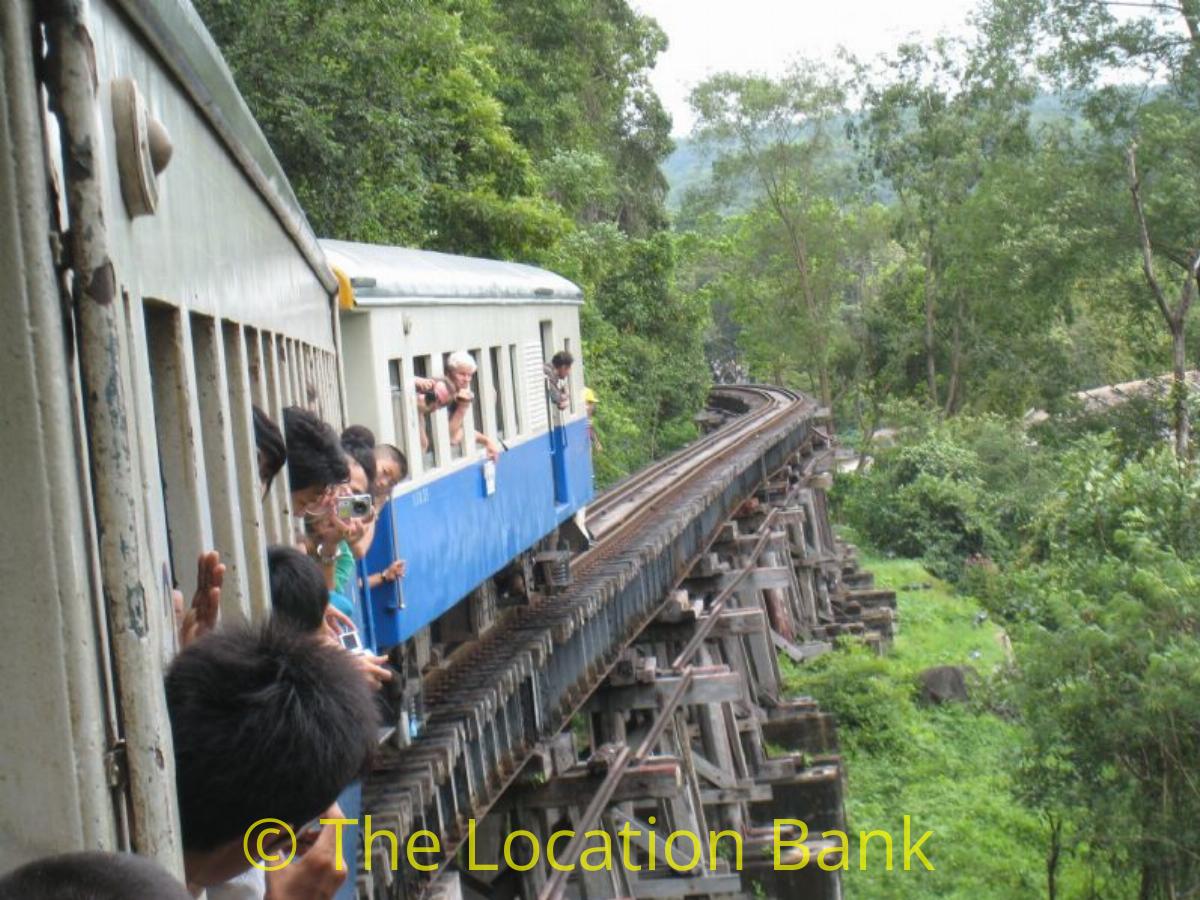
[583,385,803,547]
[362,385,820,894]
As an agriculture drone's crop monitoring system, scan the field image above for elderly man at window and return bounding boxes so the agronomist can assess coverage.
[414,350,500,461]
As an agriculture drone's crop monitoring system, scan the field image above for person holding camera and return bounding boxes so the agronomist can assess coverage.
[414,351,500,461]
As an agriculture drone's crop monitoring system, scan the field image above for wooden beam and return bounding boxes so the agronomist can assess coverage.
[502,759,682,810]
[586,671,743,712]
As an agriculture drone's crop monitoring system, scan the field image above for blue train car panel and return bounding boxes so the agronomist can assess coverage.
[324,238,594,648]
[365,418,593,648]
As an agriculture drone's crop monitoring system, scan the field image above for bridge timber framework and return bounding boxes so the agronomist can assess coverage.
[360,387,896,900]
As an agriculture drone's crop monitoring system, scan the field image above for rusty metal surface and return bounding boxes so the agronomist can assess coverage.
[44,0,183,871]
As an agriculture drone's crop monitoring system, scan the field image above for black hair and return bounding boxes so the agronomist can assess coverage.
[166,622,378,852]
[340,424,376,449]
[253,405,287,492]
[267,545,329,632]
[0,851,191,900]
[551,350,574,369]
[283,406,349,493]
[341,425,377,490]
[342,442,376,492]
[377,443,408,481]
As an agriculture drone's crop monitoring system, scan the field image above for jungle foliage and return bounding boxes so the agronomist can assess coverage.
[193,0,705,486]
[832,424,1200,898]
[194,1,1200,893]
[687,18,1200,890]
[677,0,1200,438]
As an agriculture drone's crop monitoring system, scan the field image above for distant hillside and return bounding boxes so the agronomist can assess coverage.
[663,92,1084,212]
[661,138,721,209]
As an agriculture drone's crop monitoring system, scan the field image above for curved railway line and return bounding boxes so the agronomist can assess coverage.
[359,385,895,900]
[582,386,807,548]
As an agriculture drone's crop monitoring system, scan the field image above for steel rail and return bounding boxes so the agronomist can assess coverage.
[366,385,814,892]
[586,386,786,531]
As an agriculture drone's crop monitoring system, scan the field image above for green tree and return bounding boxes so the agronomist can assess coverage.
[689,62,851,408]
[476,0,674,235]
[546,226,709,482]
[981,0,1200,456]
[855,38,1036,414]
[996,441,1200,897]
[193,0,567,257]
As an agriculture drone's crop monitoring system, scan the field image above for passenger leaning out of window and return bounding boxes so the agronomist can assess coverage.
[414,350,500,461]
[283,406,350,518]
[544,350,573,412]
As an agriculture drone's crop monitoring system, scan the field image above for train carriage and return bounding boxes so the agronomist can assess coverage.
[322,239,594,650]
[2,0,596,882]
[2,0,344,873]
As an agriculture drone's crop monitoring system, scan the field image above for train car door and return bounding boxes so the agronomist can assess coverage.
[540,319,571,507]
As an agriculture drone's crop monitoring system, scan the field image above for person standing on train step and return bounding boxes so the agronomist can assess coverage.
[583,386,602,452]
[544,351,573,413]
[414,351,500,461]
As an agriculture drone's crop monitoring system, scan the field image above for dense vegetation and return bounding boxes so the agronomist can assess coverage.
[193,0,707,486]
[830,410,1200,898]
[195,0,1200,895]
[785,556,1048,899]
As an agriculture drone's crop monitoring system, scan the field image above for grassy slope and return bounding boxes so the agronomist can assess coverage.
[783,553,1049,899]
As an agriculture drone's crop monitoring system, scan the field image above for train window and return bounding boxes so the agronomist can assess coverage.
[191,312,252,623]
[539,320,554,364]
[564,337,576,414]
[538,320,556,426]
[489,347,507,440]
[143,302,209,607]
[250,329,289,539]
[509,344,523,435]
[414,355,447,469]
[439,351,482,460]
[222,320,273,623]
[439,352,463,460]
[469,349,484,441]
[387,358,412,474]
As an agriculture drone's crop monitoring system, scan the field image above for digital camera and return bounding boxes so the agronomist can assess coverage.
[335,493,373,520]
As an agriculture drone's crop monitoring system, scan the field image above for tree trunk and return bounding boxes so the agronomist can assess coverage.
[817,362,832,411]
[1127,142,1197,461]
[1171,321,1189,460]
[924,244,938,406]
[944,296,964,416]
[1046,815,1061,900]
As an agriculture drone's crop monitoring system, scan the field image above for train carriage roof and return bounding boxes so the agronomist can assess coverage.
[114,0,335,292]
[320,239,584,307]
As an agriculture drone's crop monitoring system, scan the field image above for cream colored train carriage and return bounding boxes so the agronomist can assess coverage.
[1,0,342,875]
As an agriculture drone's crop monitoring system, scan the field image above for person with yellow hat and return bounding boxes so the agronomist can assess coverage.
[583,387,601,452]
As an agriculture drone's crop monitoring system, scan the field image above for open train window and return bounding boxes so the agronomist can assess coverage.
[468,348,484,439]
[489,347,507,440]
[564,337,576,414]
[143,302,208,615]
[414,355,440,469]
[439,350,483,460]
[387,358,413,473]
[439,352,463,460]
[509,344,523,435]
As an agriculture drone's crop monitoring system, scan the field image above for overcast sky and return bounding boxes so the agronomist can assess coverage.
[630,0,981,135]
